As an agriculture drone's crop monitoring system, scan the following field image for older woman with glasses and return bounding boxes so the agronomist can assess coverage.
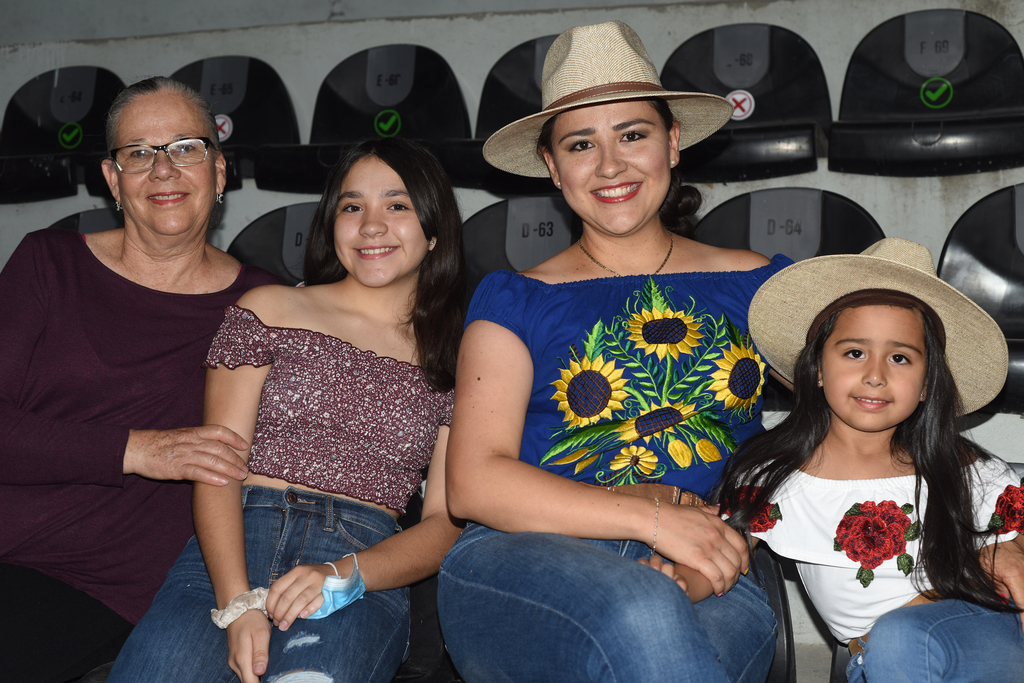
[0,76,280,683]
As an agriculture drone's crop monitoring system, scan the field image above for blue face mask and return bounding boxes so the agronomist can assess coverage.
[307,553,366,620]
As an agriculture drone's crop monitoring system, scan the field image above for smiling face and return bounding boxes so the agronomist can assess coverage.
[540,99,680,239]
[101,89,225,240]
[332,155,432,290]
[819,305,928,441]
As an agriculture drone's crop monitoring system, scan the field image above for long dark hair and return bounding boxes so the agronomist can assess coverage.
[303,138,466,392]
[537,97,702,236]
[717,305,1016,614]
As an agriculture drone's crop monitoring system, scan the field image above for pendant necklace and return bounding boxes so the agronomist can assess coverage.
[578,233,674,277]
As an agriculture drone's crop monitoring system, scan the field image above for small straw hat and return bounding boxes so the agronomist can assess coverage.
[483,21,735,177]
[748,237,1008,415]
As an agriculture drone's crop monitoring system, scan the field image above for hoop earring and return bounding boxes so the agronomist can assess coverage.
[115,201,122,212]
[216,193,224,204]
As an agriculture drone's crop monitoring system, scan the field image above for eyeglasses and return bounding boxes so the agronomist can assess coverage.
[109,137,214,173]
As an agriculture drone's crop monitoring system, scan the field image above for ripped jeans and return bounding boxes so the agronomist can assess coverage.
[108,486,409,683]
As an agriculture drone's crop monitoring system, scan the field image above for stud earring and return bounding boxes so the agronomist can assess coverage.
[429,237,436,247]
[115,201,122,212]
[670,159,677,167]
[556,181,561,188]
[216,193,224,204]
[817,378,823,387]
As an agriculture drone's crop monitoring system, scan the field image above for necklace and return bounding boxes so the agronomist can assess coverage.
[578,233,674,277]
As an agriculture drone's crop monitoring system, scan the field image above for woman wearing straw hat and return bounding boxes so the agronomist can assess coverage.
[439,21,790,681]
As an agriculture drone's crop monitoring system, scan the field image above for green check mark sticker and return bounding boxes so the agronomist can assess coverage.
[58,121,84,149]
[373,109,401,137]
[920,78,953,109]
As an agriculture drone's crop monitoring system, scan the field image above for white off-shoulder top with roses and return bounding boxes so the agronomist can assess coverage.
[749,456,1021,643]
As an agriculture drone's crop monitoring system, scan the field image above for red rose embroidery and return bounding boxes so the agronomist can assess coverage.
[989,484,1024,535]
[721,486,782,532]
[834,500,918,587]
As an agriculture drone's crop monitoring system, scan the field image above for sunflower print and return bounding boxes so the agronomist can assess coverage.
[616,401,697,443]
[541,277,765,484]
[709,341,766,410]
[550,355,629,428]
[610,446,660,476]
[626,307,703,360]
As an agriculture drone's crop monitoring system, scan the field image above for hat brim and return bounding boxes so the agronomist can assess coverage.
[482,90,735,178]
[748,253,1008,415]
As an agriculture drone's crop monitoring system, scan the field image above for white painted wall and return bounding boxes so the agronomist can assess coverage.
[3,0,1024,650]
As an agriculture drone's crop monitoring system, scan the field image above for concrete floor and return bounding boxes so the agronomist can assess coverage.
[795,642,835,682]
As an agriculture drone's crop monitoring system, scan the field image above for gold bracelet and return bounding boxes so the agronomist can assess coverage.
[650,497,660,558]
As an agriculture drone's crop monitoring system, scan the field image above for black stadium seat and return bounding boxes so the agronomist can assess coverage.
[0,66,124,203]
[937,184,1024,413]
[170,56,300,192]
[461,195,577,301]
[441,35,558,194]
[47,207,122,234]
[661,24,831,182]
[255,46,470,194]
[829,9,1024,176]
[227,202,318,286]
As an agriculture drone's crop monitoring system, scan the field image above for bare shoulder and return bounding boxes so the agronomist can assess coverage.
[683,241,771,273]
[235,283,310,324]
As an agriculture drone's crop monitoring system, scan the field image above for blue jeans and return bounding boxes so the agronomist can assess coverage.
[437,523,777,683]
[108,486,409,683]
[847,599,1024,682]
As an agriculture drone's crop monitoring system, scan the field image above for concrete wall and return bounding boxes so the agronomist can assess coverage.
[3,0,1023,649]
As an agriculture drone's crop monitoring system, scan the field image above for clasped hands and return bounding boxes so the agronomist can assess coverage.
[637,504,748,602]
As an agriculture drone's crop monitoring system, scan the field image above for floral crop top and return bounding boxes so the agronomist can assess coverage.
[466,256,791,500]
[204,306,453,515]
[736,458,1022,643]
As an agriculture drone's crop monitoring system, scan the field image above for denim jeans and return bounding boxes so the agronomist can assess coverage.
[846,599,1024,682]
[108,486,409,683]
[437,523,777,683]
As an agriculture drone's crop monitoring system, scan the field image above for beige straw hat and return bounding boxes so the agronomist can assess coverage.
[482,21,735,177]
[748,237,1008,414]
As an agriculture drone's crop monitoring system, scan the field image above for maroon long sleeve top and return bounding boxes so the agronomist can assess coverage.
[0,228,280,622]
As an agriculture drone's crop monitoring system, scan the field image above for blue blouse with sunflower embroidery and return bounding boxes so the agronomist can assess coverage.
[467,255,792,500]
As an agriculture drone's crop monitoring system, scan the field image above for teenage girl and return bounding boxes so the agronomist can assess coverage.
[718,237,1024,682]
[108,138,465,683]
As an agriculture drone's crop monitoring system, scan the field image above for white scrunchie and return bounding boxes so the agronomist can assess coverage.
[210,587,270,629]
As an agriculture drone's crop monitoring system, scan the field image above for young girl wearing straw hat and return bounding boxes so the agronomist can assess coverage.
[718,237,1024,681]
[440,21,791,681]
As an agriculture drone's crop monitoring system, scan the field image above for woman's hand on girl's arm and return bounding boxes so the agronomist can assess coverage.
[226,609,272,683]
[123,425,250,485]
[445,321,748,596]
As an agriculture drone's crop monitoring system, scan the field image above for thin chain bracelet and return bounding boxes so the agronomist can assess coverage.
[650,497,660,558]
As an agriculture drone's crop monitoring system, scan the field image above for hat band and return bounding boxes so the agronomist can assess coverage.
[546,81,667,111]
[805,289,946,349]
